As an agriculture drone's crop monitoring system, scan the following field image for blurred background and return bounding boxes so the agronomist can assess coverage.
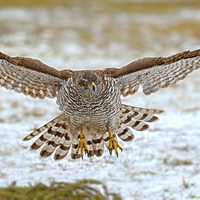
[0,0,200,199]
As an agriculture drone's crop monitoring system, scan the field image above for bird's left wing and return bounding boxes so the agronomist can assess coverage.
[0,52,73,99]
[103,49,200,97]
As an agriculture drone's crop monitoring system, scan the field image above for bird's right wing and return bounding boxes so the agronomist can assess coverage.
[0,52,73,99]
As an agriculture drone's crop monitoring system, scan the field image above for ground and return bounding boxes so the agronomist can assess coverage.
[0,2,200,199]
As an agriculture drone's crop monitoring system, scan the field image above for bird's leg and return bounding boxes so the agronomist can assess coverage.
[108,129,122,157]
[76,130,88,159]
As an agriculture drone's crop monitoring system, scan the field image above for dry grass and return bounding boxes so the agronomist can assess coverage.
[0,179,121,200]
[0,0,200,13]
[163,158,192,166]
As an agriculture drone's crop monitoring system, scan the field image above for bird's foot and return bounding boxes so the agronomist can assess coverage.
[108,130,122,157]
[76,130,88,159]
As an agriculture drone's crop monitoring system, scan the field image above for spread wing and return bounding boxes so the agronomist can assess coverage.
[0,52,73,99]
[103,49,200,97]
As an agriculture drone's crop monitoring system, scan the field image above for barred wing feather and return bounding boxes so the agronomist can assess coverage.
[103,49,200,97]
[0,52,72,99]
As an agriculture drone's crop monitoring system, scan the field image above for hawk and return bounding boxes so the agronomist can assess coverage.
[0,49,200,160]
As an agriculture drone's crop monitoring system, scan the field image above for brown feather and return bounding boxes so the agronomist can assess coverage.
[0,52,73,80]
[103,49,200,78]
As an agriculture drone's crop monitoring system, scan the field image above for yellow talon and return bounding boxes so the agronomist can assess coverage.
[108,129,122,157]
[76,130,88,159]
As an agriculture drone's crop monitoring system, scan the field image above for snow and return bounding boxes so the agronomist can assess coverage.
[0,7,200,199]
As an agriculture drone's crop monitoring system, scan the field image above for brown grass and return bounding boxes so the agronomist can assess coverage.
[0,0,200,14]
[0,179,121,200]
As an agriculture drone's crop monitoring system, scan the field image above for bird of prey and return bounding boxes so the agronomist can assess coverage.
[0,49,199,160]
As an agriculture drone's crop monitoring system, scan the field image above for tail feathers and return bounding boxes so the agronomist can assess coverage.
[54,134,71,160]
[120,110,159,123]
[30,123,63,151]
[28,114,69,151]
[116,127,134,142]
[23,113,66,141]
[23,112,72,161]
[39,123,67,158]
[120,104,164,115]
[87,139,94,158]
[116,104,163,142]
[92,135,104,157]
[71,140,81,160]
[70,135,104,159]
[23,104,163,160]
[120,117,149,132]
[24,114,108,160]
[103,131,109,149]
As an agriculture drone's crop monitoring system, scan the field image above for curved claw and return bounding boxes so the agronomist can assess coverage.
[109,148,112,156]
[85,149,89,155]
[108,130,122,157]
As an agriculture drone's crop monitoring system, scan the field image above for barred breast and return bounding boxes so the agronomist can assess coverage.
[56,77,122,138]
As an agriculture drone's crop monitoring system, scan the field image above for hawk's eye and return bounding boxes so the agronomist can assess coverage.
[95,80,99,84]
[84,81,88,86]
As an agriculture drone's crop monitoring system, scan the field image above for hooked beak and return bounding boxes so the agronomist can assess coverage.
[90,82,96,92]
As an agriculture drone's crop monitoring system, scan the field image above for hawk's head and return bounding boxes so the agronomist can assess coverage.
[73,71,103,97]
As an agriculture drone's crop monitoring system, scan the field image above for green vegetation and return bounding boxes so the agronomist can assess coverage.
[0,179,121,200]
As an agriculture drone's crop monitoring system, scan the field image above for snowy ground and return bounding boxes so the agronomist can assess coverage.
[0,5,200,199]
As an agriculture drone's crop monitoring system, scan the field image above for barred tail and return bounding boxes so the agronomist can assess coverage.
[23,113,73,161]
[23,105,163,161]
[71,135,104,159]
[23,113,66,141]
[116,104,164,142]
